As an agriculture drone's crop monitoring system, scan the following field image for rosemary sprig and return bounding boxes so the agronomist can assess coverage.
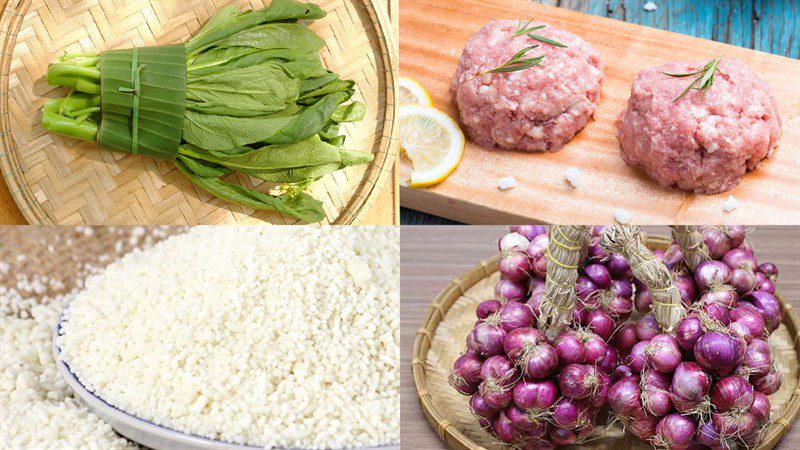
[514,20,567,48]
[467,21,569,81]
[513,20,545,35]
[662,58,721,102]
[527,33,567,48]
[479,45,545,76]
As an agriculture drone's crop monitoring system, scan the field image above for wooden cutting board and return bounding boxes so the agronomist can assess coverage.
[399,0,800,225]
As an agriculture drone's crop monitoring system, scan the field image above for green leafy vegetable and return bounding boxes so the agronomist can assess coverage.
[40,0,370,223]
[177,154,233,178]
[41,97,100,141]
[260,0,326,22]
[182,109,295,151]
[300,73,340,93]
[214,23,326,52]
[175,158,325,223]
[186,65,299,115]
[298,80,354,101]
[262,92,349,145]
[178,139,373,183]
[332,102,366,123]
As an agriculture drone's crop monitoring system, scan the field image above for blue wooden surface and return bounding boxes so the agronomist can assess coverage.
[400,0,800,225]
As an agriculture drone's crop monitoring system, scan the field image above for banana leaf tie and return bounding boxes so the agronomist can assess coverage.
[117,48,145,154]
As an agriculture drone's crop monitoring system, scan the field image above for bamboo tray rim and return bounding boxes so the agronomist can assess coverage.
[0,0,398,225]
[411,235,800,450]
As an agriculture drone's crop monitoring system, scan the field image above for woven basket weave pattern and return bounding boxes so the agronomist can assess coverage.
[412,237,800,450]
[0,0,397,224]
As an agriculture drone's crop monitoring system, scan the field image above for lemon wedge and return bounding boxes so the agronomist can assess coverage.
[399,104,464,188]
[399,76,432,105]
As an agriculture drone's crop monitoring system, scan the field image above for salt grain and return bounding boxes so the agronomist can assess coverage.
[498,176,518,190]
[565,167,582,188]
[723,195,740,213]
[614,209,632,224]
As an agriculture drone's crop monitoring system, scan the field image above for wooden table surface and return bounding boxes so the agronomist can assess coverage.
[0,0,399,225]
[400,0,800,225]
[401,226,800,449]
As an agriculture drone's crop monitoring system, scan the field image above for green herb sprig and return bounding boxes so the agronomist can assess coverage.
[662,58,721,102]
[480,45,545,76]
[514,20,567,48]
[526,32,567,48]
[513,20,545,36]
[467,20,567,82]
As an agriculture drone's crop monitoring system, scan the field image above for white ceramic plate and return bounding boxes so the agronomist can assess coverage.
[54,315,400,450]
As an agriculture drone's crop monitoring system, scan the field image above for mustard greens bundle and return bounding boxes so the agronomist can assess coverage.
[41,0,371,223]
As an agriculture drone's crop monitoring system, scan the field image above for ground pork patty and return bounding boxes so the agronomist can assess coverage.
[617,58,782,194]
[450,20,603,152]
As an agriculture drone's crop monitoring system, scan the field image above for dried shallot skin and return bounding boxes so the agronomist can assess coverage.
[616,57,782,194]
[450,20,604,152]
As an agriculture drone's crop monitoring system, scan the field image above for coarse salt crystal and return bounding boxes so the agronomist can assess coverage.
[644,2,658,11]
[614,209,632,224]
[498,176,518,191]
[723,195,739,213]
[565,167,581,188]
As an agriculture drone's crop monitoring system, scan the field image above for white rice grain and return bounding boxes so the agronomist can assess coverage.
[1,283,137,449]
[58,227,400,449]
[1,227,181,449]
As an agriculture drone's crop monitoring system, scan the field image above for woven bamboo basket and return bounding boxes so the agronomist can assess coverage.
[0,0,397,225]
[411,235,800,450]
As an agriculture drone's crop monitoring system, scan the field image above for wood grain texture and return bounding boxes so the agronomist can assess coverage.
[400,225,800,449]
[0,0,398,225]
[400,0,800,225]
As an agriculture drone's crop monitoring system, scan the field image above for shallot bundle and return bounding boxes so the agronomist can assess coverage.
[573,227,636,340]
[451,225,784,449]
[451,226,624,448]
[605,225,784,450]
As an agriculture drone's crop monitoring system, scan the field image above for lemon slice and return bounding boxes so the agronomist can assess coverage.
[400,104,464,188]
[399,76,432,105]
